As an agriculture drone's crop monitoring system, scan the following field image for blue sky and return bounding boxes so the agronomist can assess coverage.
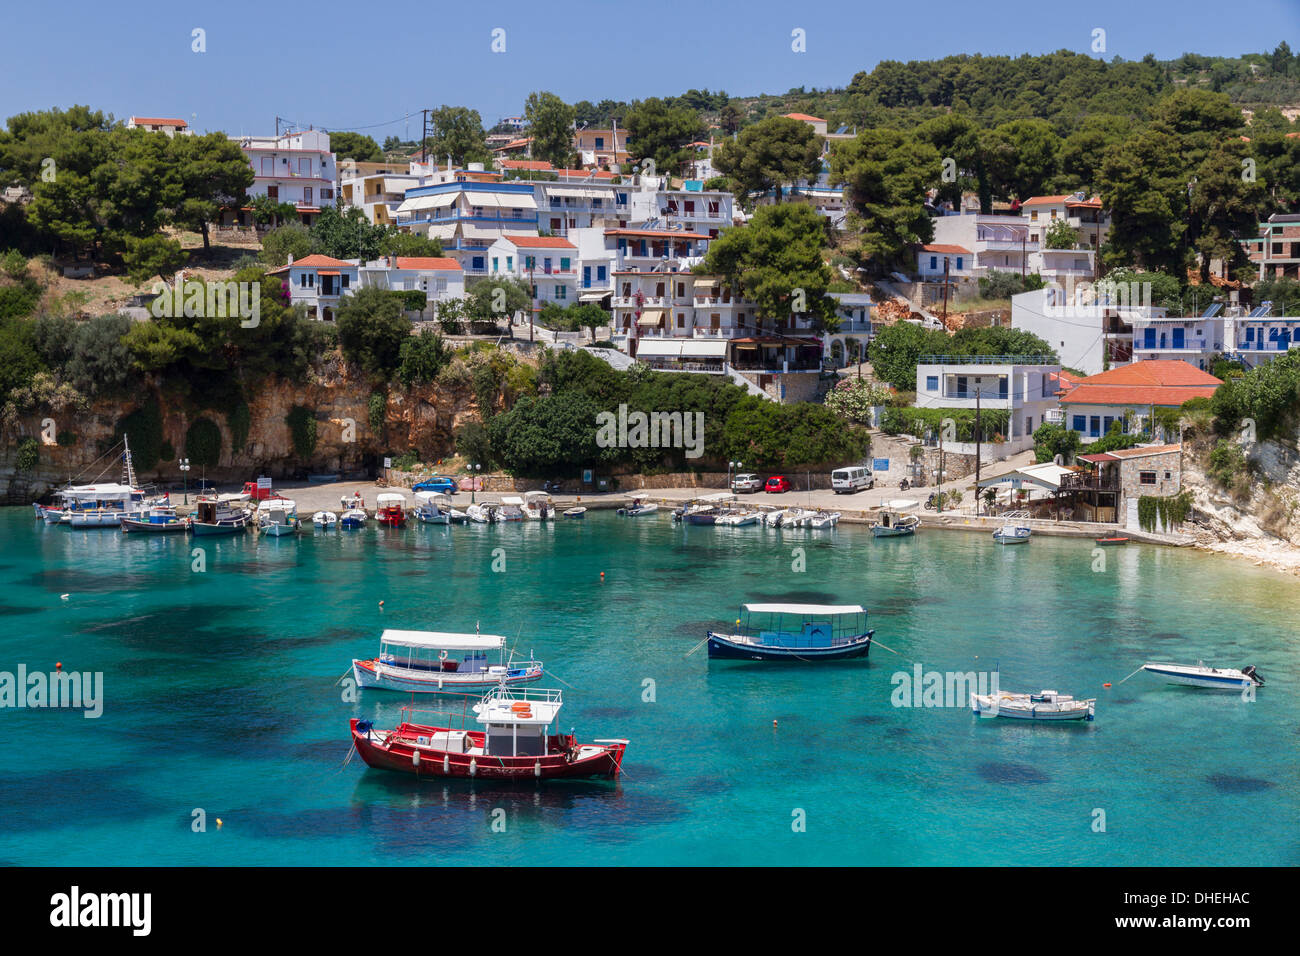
[1,0,1296,139]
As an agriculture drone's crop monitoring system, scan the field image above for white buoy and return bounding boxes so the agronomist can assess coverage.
[443,755,449,773]
[469,758,477,777]
[534,761,542,778]
[60,594,69,601]
[412,749,420,768]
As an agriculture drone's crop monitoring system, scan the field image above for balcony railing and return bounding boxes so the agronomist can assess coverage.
[919,354,1056,366]
[1060,472,1120,492]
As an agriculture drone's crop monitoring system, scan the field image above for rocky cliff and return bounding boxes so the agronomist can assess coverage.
[1,364,478,502]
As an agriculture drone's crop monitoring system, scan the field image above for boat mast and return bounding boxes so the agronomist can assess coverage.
[121,434,138,489]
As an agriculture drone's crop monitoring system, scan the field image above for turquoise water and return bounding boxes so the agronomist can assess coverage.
[1,507,1297,866]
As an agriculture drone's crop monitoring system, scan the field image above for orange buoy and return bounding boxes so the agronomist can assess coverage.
[56,662,62,671]
[1103,682,1112,688]
[772,719,778,728]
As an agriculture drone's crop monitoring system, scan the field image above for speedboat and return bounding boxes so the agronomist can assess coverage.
[465,503,494,524]
[808,511,841,529]
[257,498,300,536]
[191,495,250,535]
[992,525,1031,544]
[873,500,920,537]
[715,509,762,527]
[376,493,408,527]
[707,603,873,661]
[414,491,452,525]
[617,492,658,516]
[447,507,469,524]
[780,506,816,528]
[312,511,338,529]
[351,629,543,694]
[1142,661,1264,691]
[971,689,1095,721]
[340,508,367,529]
[520,491,553,521]
[349,686,627,781]
[761,508,789,528]
[684,492,735,525]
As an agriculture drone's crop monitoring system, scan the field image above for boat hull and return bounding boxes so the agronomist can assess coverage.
[120,519,187,533]
[350,719,626,780]
[191,519,247,535]
[871,525,915,537]
[1142,665,1258,690]
[706,630,873,661]
[971,695,1094,720]
[352,659,544,694]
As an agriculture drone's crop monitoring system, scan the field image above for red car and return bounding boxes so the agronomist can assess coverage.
[765,475,790,493]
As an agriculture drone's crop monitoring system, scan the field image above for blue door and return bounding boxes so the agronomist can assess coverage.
[582,266,591,289]
[1172,328,1185,349]
[1143,328,1156,348]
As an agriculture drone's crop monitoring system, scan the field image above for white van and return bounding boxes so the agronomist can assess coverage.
[831,466,873,494]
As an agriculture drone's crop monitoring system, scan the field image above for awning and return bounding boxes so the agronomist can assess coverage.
[635,340,683,357]
[396,194,453,213]
[694,278,720,291]
[679,339,728,358]
[459,223,503,240]
[546,186,595,198]
[579,290,612,302]
[425,224,457,240]
[467,192,538,210]
[380,629,506,651]
[637,310,666,327]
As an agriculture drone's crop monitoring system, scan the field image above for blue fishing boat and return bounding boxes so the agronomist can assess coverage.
[706,603,873,661]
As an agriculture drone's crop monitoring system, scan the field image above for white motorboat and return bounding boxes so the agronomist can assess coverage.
[495,497,525,521]
[971,689,1095,721]
[312,511,338,529]
[258,498,300,536]
[351,629,544,694]
[520,491,553,521]
[715,508,761,527]
[414,491,452,525]
[1142,661,1265,691]
[447,508,469,524]
[872,500,920,537]
[992,525,1031,544]
[808,511,841,529]
[340,508,367,529]
[780,506,816,529]
[761,508,788,528]
[465,503,494,524]
[617,492,659,516]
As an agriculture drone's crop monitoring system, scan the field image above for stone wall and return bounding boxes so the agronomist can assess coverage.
[1119,450,1182,502]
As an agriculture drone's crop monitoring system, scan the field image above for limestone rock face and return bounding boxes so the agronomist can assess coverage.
[2,372,476,501]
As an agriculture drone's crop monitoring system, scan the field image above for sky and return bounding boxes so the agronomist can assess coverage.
[1,0,1296,140]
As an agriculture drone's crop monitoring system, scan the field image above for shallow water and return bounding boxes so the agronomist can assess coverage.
[1,508,1296,865]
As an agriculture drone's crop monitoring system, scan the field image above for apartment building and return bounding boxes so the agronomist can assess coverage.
[223,129,337,227]
[1241,212,1300,279]
[931,213,1035,275]
[573,127,628,169]
[914,356,1062,455]
[1022,193,1109,250]
[487,235,580,309]
[357,256,464,319]
[127,116,192,137]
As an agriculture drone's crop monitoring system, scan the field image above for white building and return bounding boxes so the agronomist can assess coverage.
[931,213,1034,275]
[127,116,193,137]
[358,256,465,319]
[914,356,1063,455]
[1129,313,1225,371]
[1227,311,1300,367]
[487,235,580,308]
[1011,286,1145,376]
[226,129,337,227]
[1022,194,1109,252]
[630,186,734,238]
[267,254,359,322]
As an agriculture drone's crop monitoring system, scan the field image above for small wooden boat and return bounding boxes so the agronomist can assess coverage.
[873,500,920,537]
[707,603,873,661]
[312,511,338,529]
[352,629,543,694]
[340,508,367,529]
[376,492,408,528]
[563,506,587,519]
[1095,535,1129,545]
[1142,661,1264,691]
[971,689,1095,721]
[992,525,1031,544]
[617,492,658,516]
[121,504,187,533]
[349,687,627,781]
[257,498,300,536]
[191,496,249,535]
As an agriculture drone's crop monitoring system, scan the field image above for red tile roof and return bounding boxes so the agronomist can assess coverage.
[783,113,825,123]
[267,253,356,273]
[1060,360,1222,407]
[499,159,554,171]
[921,244,972,255]
[1023,194,1102,208]
[394,257,462,271]
[131,116,187,127]
[501,235,575,249]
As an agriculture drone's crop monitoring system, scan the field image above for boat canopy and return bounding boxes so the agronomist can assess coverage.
[414,491,450,505]
[58,483,141,500]
[500,496,524,506]
[380,629,506,651]
[522,491,551,502]
[741,602,866,616]
[259,498,296,511]
[376,493,407,505]
[629,491,652,501]
[884,499,920,511]
[699,492,736,503]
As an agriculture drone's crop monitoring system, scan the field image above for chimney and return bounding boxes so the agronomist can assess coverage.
[287,253,294,266]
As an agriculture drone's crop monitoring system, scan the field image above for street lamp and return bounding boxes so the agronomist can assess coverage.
[178,458,191,505]
[729,460,743,491]
[470,462,482,503]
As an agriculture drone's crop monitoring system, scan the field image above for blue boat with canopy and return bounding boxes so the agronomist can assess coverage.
[706,603,874,661]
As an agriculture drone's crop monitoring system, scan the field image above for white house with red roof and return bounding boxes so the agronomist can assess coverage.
[916,244,974,280]
[358,256,465,319]
[1057,360,1222,442]
[1022,193,1109,251]
[487,235,580,308]
[225,129,337,227]
[127,116,192,137]
[266,254,359,322]
[782,113,828,136]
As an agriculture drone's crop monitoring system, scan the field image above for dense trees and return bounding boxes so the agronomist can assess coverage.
[259,207,442,265]
[328,132,383,162]
[867,322,1057,389]
[701,203,836,330]
[831,129,940,269]
[711,116,821,201]
[422,106,490,167]
[622,97,706,173]
[524,92,576,169]
[336,287,413,380]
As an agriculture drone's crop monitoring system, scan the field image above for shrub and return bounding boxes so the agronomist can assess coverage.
[397,329,452,386]
[368,391,386,434]
[286,405,318,460]
[15,437,39,472]
[336,287,412,380]
[185,417,223,468]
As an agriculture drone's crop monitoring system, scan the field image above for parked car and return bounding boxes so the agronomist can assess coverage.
[831,466,873,494]
[765,475,790,494]
[412,475,458,494]
[731,472,763,493]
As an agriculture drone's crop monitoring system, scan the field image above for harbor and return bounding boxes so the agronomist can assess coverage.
[2,503,1296,867]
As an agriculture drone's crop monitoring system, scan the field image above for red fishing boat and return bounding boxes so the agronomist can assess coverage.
[349,687,627,781]
[375,492,408,528]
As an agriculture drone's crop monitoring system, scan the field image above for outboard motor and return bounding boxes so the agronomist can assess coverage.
[1242,665,1264,686]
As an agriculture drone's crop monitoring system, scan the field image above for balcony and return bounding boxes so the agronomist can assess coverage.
[1060,472,1120,492]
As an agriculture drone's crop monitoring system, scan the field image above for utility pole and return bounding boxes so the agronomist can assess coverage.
[420,109,430,165]
[941,255,950,328]
[529,262,536,342]
[975,384,982,516]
